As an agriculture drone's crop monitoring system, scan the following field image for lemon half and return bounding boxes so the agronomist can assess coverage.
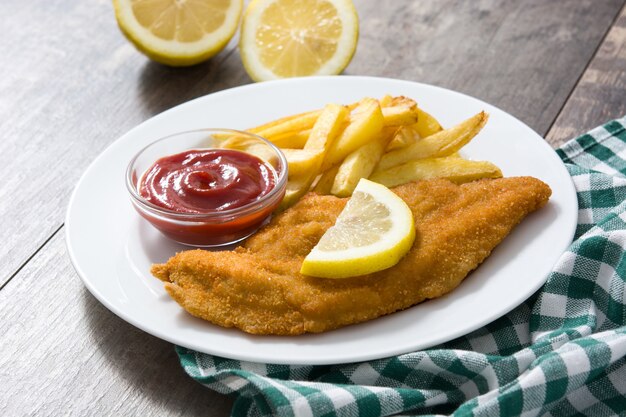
[301,179,415,278]
[113,0,243,66]
[239,0,359,82]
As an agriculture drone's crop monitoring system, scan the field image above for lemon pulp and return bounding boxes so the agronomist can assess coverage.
[301,179,415,279]
[240,0,359,81]
[113,0,243,66]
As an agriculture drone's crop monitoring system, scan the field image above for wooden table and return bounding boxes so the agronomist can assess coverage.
[2,1,626,415]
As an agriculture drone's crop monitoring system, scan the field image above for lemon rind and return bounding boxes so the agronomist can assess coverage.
[304,182,414,262]
[300,229,415,278]
[300,179,416,279]
[239,0,359,82]
[113,0,243,66]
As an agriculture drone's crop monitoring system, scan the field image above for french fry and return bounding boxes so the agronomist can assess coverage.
[388,96,417,107]
[322,98,384,170]
[245,144,281,168]
[249,109,323,140]
[280,103,348,209]
[381,104,418,126]
[351,99,418,127]
[375,111,488,172]
[268,129,311,148]
[281,148,323,177]
[313,166,340,194]
[219,136,279,168]
[249,101,358,140]
[219,134,256,149]
[369,157,502,188]
[385,126,419,151]
[244,95,499,209]
[304,104,349,152]
[280,104,347,178]
[279,176,313,210]
[378,94,394,107]
[378,96,419,126]
[250,98,418,147]
[414,108,443,137]
[248,109,321,136]
[331,132,389,197]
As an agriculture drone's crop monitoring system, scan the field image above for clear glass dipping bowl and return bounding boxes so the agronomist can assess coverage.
[126,129,288,247]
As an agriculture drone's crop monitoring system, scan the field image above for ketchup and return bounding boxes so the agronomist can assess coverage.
[139,149,277,214]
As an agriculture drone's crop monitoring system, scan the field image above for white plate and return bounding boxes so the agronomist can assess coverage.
[66,76,577,365]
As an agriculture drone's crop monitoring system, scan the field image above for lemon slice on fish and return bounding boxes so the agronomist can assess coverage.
[301,179,415,278]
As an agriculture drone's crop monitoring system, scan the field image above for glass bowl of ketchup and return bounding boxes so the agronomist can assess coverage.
[126,129,288,247]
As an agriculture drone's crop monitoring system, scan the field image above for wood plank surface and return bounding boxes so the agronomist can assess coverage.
[349,0,624,136]
[547,4,626,146]
[0,0,243,289]
[2,1,626,416]
[0,0,623,290]
[0,231,234,416]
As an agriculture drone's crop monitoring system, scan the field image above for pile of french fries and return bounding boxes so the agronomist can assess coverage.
[234,95,503,209]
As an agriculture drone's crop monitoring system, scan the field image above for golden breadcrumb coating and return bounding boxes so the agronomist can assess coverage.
[152,177,551,335]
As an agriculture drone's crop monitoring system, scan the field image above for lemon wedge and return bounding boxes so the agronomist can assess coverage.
[301,179,415,278]
[113,0,243,66]
[239,0,359,82]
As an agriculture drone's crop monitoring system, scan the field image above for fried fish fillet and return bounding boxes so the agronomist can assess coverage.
[152,177,551,335]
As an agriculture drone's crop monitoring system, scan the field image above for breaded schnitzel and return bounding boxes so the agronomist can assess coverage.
[152,177,551,335]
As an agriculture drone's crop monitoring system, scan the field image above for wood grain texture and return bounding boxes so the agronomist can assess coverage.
[547,4,626,147]
[0,0,624,289]
[0,231,234,416]
[0,0,244,289]
[346,0,624,136]
[2,0,626,416]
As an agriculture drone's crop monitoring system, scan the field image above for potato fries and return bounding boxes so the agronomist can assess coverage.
[304,104,349,152]
[381,105,418,126]
[415,108,443,137]
[385,126,419,151]
[269,129,310,149]
[375,111,488,172]
[278,103,347,209]
[243,95,500,209]
[322,98,384,170]
[313,166,340,195]
[280,148,321,177]
[331,131,389,197]
[369,157,502,188]
[249,109,322,139]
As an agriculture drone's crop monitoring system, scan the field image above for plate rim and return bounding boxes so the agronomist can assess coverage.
[66,75,578,365]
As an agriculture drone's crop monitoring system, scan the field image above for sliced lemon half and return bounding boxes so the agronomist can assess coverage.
[113,0,243,66]
[239,0,359,82]
[301,179,415,279]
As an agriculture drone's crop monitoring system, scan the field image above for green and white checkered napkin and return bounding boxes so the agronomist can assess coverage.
[177,116,626,417]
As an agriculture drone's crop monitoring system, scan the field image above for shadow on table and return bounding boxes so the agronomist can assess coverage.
[80,287,234,416]
[136,47,254,116]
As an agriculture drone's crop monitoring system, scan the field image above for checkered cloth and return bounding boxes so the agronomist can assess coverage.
[177,116,626,417]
